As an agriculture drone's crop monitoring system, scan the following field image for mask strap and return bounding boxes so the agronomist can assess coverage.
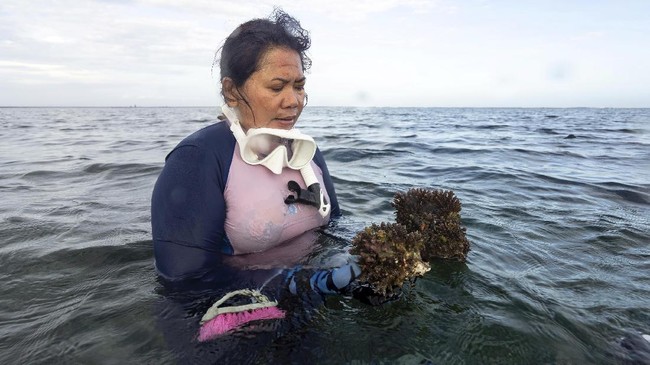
[223,104,248,142]
[225,105,259,171]
[221,104,239,124]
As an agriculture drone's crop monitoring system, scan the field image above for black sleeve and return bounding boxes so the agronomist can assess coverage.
[313,148,341,218]
[151,138,233,281]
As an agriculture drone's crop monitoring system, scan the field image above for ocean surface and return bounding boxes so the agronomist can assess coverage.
[1,106,648,364]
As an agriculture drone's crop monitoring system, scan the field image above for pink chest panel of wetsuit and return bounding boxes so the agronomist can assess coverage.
[223,145,331,255]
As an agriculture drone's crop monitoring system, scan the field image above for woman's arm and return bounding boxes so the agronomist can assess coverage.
[151,123,236,281]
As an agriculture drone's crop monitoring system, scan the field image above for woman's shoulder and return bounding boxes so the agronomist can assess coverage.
[167,121,235,158]
[177,120,234,148]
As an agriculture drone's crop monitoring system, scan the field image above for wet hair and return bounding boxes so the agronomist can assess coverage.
[217,8,311,104]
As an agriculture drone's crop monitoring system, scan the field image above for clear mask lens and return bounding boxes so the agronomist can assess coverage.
[247,135,294,161]
[224,104,316,174]
[241,129,315,172]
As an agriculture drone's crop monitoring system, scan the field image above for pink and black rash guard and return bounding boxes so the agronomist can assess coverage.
[224,144,330,254]
[151,120,340,281]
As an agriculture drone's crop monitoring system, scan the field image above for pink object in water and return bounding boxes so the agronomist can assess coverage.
[198,306,286,342]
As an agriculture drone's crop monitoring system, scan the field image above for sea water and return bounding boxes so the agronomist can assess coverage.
[0,107,648,364]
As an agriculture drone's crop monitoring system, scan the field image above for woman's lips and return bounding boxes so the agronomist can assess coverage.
[274,117,296,126]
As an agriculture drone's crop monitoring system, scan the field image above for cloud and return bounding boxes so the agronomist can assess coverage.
[1,0,235,92]
[0,60,109,84]
[290,0,443,21]
[1,0,648,107]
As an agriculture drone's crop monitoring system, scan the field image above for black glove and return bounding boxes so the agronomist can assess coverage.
[285,261,402,306]
[350,282,403,306]
[286,262,361,296]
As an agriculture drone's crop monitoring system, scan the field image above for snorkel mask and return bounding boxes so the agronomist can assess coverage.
[224,105,316,174]
[222,105,330,217]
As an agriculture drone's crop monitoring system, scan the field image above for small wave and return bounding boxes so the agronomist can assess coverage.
[396,133,418,138]
[331,175,382,190]
[107,139,147,148]
[528,172,587,188]
[510,148,587,159]
[589,182,650,205]
[602,128,646,134]
[610,189,650,205]
[21,170,72,179]
[325,148,396,162]
[474,124,509,130]
[183,118,214,124]
[536,128,560,135]
[428,146,485,155]
[380,140,427,151]
[83,162,160,175]
[0,183,32,192]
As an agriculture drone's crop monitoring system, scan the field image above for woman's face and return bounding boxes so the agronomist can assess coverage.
[227,47,306,131]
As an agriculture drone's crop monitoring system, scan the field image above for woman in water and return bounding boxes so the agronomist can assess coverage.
[151,9,346,286]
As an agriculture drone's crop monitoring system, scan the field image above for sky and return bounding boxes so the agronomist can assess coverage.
[1,0,648,107]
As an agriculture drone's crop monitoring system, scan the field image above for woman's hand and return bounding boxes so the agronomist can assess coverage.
[285,260,402,306]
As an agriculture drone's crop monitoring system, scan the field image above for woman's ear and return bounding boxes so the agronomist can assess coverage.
[221,77,240,107]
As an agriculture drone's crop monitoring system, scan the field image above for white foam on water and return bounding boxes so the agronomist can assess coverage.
[643,334,650,343]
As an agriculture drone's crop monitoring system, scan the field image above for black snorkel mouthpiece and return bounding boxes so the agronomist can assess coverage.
[285,181,328,214]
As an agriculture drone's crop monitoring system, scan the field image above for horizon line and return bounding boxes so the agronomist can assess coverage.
[1,105,648,109]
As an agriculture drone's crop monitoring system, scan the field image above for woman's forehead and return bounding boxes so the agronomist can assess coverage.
[256,48,303,76]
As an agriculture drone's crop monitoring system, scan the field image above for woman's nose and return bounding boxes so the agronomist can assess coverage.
[282,89,302,108]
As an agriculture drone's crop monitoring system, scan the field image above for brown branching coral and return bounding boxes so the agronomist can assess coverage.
[350,222,430,296]
[350,188,470,297]
[393,188,470,262]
